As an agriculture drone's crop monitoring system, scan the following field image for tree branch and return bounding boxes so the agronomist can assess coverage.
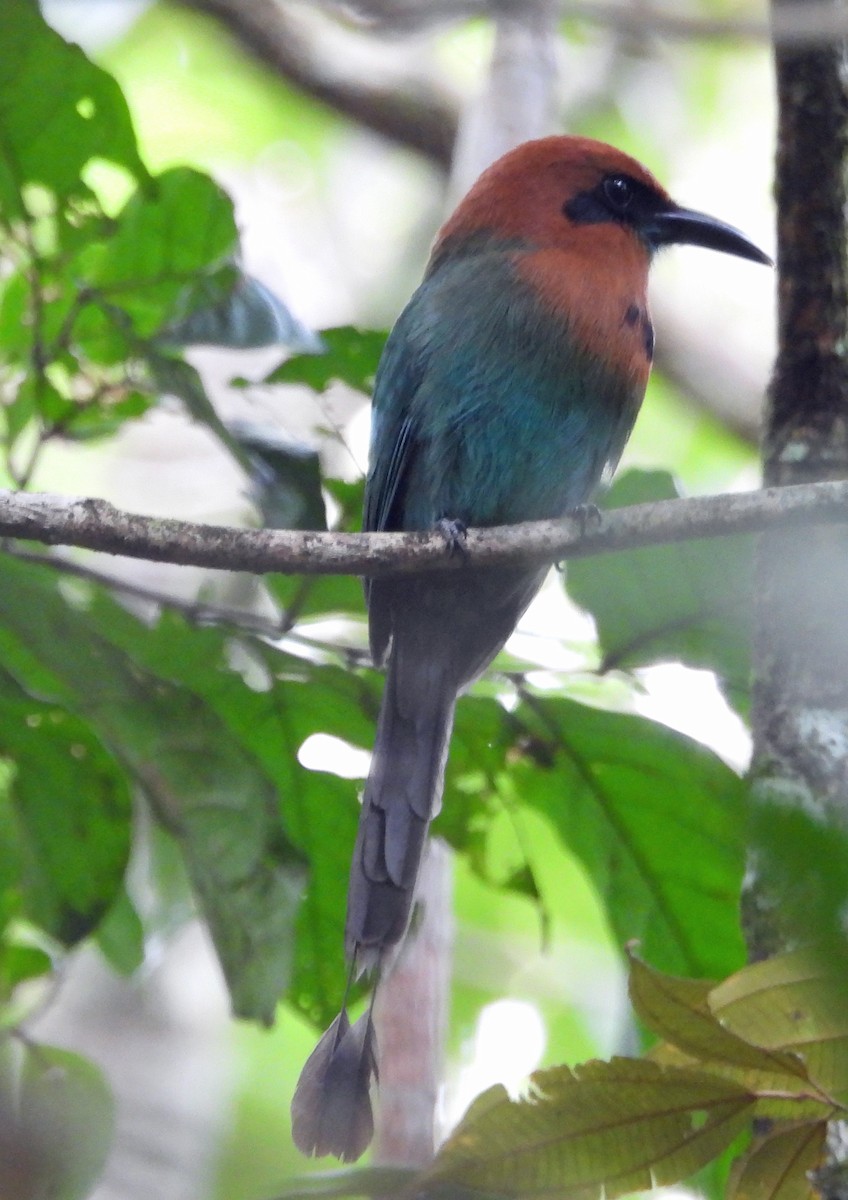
[165,0,848,184]
[562,0,848,45]
[4,482,848,578]
[173,0,457,168]
[206,0,848,49]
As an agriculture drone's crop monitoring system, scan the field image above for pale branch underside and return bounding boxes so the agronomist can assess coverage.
[2,481,848,578]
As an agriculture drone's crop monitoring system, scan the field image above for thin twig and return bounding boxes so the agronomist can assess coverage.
[5,545,371,661]
[2,480,848,578]
[6,545,292,638]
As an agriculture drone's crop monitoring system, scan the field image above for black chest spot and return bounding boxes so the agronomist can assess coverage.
[623,304,654,363]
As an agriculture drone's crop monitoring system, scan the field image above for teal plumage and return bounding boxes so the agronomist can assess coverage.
[365,248,640,534]
[292,135,770,1164]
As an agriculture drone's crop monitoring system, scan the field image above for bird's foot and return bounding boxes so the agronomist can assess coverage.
[435,516,469,559]
[569,502,603,536]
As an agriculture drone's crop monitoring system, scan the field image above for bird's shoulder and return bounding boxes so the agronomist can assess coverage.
[371,242,565,409]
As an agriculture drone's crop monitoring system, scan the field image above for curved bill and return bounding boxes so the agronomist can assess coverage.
[649,206,772,265]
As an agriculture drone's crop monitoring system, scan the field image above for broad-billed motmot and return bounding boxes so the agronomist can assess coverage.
[292,135,770,1162]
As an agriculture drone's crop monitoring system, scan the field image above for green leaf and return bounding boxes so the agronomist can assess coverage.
[0,665,131,945]
[108,620,372,1024]
[433,686,745,978]
[9,373,74,442]
[17,1043,114,1200]
[63,302,134,369]
[728,1121,827,1200]
[76,168,239,341]
[423,1059,755,1200]
[0,0,148,215]
[749,802,848,947]
[59,391,155,442]
[95,608,374,1023]
[0,269,31,365]
[266,475,366,624]
[266,326,387,394]
[0,4,251,462]
[0,557,306,1023]
[567,470,753,709]
[629,954,809,1082]
[0,942,52,993]
[0,556,382,1025]
[95,886,145,976]
[710,950,848,1106]
[267,573,367,636]
[500,692,746,978]
[84,167,236,290]
[5,374,38,446]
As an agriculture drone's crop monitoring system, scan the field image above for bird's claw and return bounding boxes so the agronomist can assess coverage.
[569,502,602,536]
[435,517,469,559]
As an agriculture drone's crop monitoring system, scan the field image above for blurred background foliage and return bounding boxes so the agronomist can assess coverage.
[0,1,775,1198]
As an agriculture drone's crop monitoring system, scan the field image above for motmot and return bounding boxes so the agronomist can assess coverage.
[292,135,769,1162]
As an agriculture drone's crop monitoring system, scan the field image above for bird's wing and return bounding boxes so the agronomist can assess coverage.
[363,409,418,536]
[363,310,429,537]
[363,308,430,666]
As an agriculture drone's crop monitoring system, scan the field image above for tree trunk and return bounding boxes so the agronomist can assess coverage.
[749,0,848,1186]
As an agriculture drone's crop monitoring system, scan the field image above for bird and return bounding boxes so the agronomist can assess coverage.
[291,134,770,1163]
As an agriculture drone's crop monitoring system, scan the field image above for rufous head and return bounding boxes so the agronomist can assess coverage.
[432,135,770,269]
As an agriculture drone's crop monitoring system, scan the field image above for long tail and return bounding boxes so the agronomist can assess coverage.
[291,641,456,1161]
[290,999,378,1163]
[346,644,456,967]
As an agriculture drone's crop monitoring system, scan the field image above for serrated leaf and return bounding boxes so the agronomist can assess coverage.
[629,953,810,1082]
[423,1058,755,1200]
[566,470,752,710]
[266,326,387,394]
[646,1043,830,1121]
[729,1120,827,1200]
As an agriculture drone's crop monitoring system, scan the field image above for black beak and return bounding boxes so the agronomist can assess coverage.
[648,206,772,266]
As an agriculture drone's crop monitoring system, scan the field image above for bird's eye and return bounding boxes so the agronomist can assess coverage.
[602,175,634,214]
